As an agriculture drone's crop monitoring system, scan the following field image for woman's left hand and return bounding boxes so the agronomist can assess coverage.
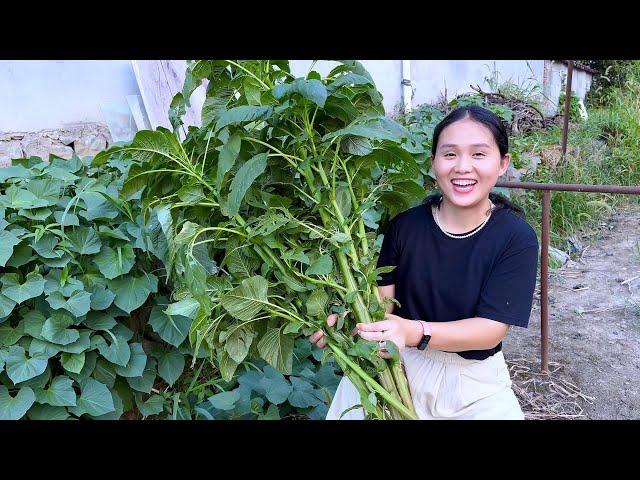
[356,314,423,359]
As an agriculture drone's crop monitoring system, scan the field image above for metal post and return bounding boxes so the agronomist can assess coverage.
[540,190,551,373]
[561,60,574,159]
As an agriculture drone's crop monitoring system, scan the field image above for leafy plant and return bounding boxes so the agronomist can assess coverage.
[162,337,341,420]
[95,60,432,419]
[0,154,194,420]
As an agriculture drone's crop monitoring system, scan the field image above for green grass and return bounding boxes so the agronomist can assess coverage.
[509,63,640,253]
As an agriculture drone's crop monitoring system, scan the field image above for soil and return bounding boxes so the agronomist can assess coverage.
[502,202,640,419]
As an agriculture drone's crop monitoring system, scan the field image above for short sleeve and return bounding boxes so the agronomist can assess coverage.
[375,217,400,286]
[475,226,539,327]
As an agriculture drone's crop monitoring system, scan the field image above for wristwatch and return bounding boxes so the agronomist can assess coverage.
[417,321,432,351]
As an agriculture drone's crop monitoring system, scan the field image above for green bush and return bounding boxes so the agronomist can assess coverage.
[0,154,192,420]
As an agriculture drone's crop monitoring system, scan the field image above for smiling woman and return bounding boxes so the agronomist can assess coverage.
[311,105,539,420]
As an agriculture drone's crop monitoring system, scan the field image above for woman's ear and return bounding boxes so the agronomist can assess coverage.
[498,153,511,177]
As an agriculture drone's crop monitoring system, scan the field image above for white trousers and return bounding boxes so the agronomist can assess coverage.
[326,348,524,420]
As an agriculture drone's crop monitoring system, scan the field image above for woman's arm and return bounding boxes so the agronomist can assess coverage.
[422,317,509,351]
[356,315,509,352]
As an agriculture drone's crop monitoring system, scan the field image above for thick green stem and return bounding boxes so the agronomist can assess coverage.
[328,342,417,420]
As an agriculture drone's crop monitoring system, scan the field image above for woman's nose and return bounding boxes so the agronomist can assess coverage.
[454,155,473,172]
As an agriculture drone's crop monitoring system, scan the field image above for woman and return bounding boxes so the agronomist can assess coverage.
[309,105,539,420]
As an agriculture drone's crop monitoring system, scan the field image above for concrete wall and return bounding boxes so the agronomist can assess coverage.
[410,60,545,108]
[542,60,593,116]
[0,60,141,132]
[0,60,594,135]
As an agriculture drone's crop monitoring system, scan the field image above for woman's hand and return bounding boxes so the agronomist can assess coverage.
[308,313,339,349]
[356,313,424,358]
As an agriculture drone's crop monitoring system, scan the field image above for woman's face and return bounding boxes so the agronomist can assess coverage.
[432,117,510,209]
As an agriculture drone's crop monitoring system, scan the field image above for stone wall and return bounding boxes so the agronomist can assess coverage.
[0,122,112,167]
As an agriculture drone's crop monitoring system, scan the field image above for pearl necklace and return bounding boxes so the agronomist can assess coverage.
[433,200,494,239]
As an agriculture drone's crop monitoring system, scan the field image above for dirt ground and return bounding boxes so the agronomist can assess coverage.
[502,201,640,420]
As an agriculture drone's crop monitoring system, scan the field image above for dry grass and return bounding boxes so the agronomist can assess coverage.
[507,358,595,420]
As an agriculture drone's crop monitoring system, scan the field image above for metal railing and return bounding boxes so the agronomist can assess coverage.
[495,61,640,372]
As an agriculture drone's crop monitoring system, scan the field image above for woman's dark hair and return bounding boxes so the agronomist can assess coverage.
[425,104,524,217]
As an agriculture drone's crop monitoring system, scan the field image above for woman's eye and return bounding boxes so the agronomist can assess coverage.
[473,152,486,157]
[444,153,455,157]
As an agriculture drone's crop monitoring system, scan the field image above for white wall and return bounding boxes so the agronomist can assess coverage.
[543,61,593,115]
[410,60,545,107]
[0,60,141,132]
[0,60,593,133]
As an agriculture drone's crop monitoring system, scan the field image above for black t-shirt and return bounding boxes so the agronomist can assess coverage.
[376,203,539,360]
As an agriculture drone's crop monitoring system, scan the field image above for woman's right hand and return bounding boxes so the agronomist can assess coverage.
[308,313,338,349]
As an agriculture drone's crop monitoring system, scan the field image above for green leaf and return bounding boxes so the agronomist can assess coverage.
[59,330,92,354]
[96,334,131,367]
[34,375,77,407]
[217,132,241,191]
[157,350,184,387]
[64,226,102,255]
[0,322,24,345]
[108,274,157,314]
[31,234,64,259]
[46,290,92,317]
[94,245,135,280]
[218,350,239,382]
[164,296,200,319]
[5,243,34,268]
[288,376,323,408]
[222,326,256,364]
[136,393,164,418]
[305,255,333,276]
[22,310,46,339]
[306,289,329,317]
[69,378,115,417]
[41,313,80,345]
[243,77,263,105]
[0,294,17,319]
[5,346,48,384]
[92,358,117,388]
[0,230,22,266]
[61,352,86,374]
[1,272,45,304]
[83,312,117,331]
[28,338,63,359]
[214,105,273,133]
[258,404,280,420]
[114,343,147,378]
[208,390,240,411]
[89,287,116,311]
[226,153,268,218]
[272,78,328,108]
[258,366,292,405]
[18,207,52,221]
[257,328,294,375]
[126,358,157,394]
[53,211,80,227]
[18,365,51,389]
[27,403,69,420]
[0,385,35,420]
[221,275,268,322]
[149,306,191,347]
[66,350,98,384]
[0,185,52,209]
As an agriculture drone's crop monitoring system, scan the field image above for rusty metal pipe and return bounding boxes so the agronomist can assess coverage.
[540,191,551,373]
[495,181,640,195]
[561,60,574,159]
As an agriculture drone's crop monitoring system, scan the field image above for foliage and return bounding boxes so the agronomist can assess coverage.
[0,154,193,420]
[95,60,432,419]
